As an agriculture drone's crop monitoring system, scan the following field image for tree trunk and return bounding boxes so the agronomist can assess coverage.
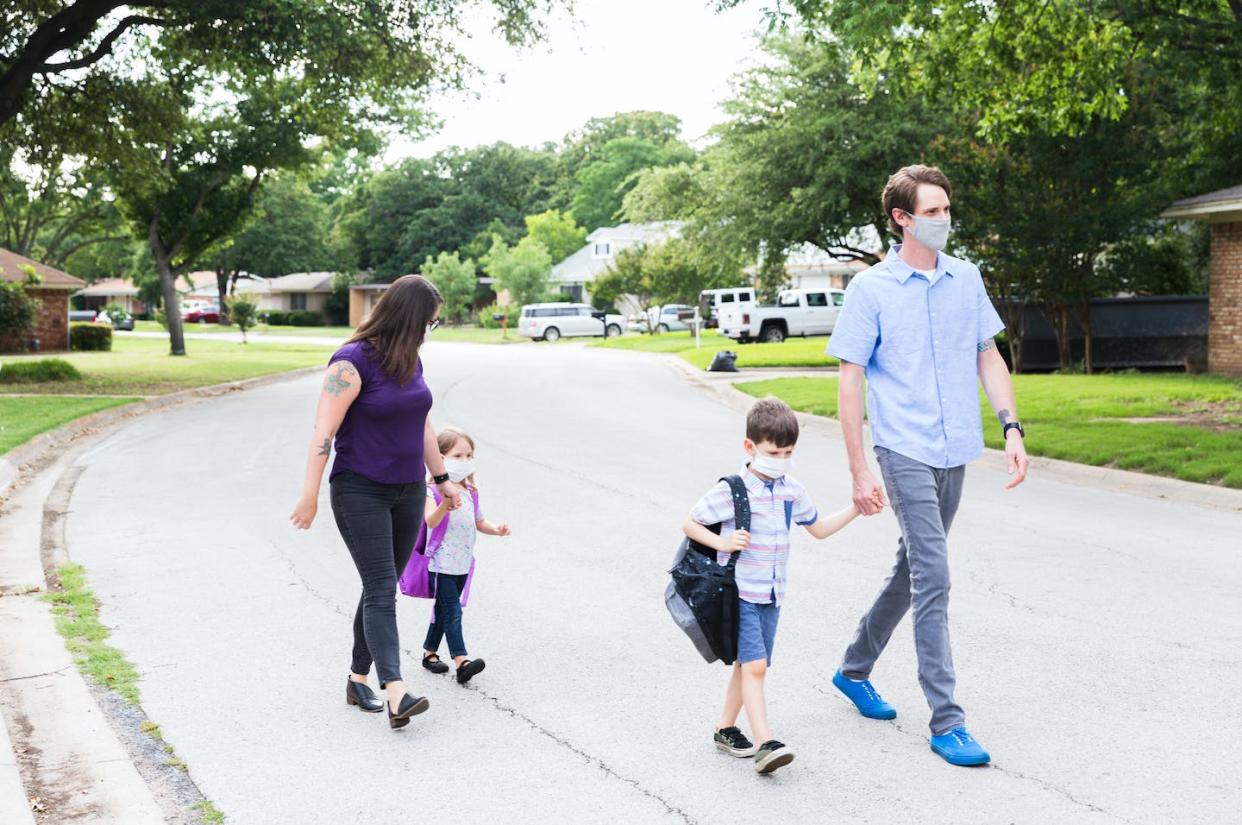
[215,268,231,325]
[1073,300,1094,374]
[149,218,187,356]
[1040,302,1073,370]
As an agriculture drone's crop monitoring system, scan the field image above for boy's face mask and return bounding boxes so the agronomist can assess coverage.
[747,442,793,479]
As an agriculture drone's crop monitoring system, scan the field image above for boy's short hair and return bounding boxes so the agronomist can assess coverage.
[746,397,799,447]
[882,164,953,237]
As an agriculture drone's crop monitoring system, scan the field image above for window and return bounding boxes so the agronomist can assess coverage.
[806,292,828,307]
[740,291,753,302]
[593,242,612,256]
[556,307,579,317]
[778,293,800,307]
[534,307,558,317]
[721,294,735,304]
[833,292,845,307]
[290,293,307,311]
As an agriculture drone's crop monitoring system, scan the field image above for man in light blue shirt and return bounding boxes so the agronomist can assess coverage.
[826,165,1030,767]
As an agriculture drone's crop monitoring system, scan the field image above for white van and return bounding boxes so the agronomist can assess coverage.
[699,287,756,328]
[518,303,627,342]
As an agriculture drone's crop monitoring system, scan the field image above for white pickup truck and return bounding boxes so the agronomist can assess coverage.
[718,288,845,343]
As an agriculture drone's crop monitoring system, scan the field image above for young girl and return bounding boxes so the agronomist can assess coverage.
[421,426,510,684]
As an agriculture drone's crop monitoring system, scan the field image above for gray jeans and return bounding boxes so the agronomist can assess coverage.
[841,446,966,734]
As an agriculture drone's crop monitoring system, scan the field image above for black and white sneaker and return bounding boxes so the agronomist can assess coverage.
[714,726,757,757]
[753,740,795,774]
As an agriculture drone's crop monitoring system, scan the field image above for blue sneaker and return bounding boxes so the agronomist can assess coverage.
[831,670,897,720]
[930,727,991,766]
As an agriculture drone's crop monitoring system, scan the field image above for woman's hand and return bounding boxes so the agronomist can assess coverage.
[290,494,317,530]
[437,480,462,510]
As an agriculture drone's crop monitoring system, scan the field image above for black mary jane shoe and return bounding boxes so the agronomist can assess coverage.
[387,693,431,729]
[456,658,486,685]
[422,654,449,675]
[345,679,384,713]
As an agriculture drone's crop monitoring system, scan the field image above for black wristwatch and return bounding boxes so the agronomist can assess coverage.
[1002,421,1025,439]
[431,472,450,485]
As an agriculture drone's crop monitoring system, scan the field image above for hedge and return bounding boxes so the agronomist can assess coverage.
[0,358,83,383]
[70,322,113,351]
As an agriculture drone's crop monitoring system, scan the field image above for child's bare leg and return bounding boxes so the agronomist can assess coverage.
[740,659,771,743]
[717,663,743,729]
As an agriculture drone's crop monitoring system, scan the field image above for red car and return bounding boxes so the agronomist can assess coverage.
[182,305,220,324]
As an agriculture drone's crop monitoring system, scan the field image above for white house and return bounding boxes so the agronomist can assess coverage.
[774,243,874,291]
[549,221,684,305]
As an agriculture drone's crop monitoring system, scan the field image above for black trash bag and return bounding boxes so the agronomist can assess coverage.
[708,350,739,372]
[665,475,751,664]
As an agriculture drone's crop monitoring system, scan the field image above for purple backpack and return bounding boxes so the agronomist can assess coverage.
[398,485,478,605]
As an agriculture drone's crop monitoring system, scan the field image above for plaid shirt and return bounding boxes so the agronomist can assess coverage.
[689,466,818,606]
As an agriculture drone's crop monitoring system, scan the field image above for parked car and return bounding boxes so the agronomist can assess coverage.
[647,304,695,333]
[95,309,134,331]
[182,304,221,324]
[68,309,98,323]
[718,288,845,343]
[517,303,626,342]
[698,287,755,329]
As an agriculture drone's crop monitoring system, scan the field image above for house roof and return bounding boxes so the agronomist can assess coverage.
[268,272,336,293]
[75,277,140,297]
[1163,185,1242,222]
[0,247,86,290]
[551,222,684,284]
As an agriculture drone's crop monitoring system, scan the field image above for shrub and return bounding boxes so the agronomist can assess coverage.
[0,358,82,383]
[264,310,290,326]
[287,310,325,326]
[478,302,517,329]
[0,281,40,349]
[100,302,129,325]
[70,322,113,351]
[227,296,259,343]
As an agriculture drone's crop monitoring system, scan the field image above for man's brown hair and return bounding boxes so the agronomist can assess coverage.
[746,396,799,447]
[881,165,953,237]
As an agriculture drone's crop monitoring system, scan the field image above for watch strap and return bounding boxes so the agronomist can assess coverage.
[431,472,450,484]
[1002,421,1025,438]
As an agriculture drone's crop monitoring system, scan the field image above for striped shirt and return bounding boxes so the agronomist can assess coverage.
[689,466,818,606]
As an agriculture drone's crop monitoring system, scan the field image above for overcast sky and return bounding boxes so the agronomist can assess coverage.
[387,0,770,160]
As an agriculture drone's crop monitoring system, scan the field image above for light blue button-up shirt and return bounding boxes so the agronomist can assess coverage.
[827,245,1005,469]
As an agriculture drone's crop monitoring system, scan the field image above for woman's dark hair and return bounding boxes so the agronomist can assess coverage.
[347,275,442,384]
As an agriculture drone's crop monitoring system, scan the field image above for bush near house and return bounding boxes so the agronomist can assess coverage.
[0,358,83,383]
[287,310,326,326]
[70,323,113,352]
[478,302,517,329]
[263,310,289,325]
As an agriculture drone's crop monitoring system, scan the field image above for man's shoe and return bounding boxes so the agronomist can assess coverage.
[930,727,991,766]
[753,740,795,775]
[714,726,757,757]
[832,670,897,720]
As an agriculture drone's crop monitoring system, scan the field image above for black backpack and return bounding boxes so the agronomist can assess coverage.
[664,475,751,665]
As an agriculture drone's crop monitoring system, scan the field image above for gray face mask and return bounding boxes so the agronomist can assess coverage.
[904,211,951,252]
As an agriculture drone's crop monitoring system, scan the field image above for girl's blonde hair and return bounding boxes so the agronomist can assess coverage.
[437,426,477,487]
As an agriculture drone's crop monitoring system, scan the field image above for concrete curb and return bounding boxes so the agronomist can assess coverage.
[664,354,1242,514]
[0,365,322,504]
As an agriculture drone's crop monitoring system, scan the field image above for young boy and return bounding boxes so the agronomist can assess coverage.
[683,396,873,775]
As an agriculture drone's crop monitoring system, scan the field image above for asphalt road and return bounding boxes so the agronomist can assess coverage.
[66,342,1242,824]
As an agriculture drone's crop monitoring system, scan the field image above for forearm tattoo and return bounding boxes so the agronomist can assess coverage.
[317,437,331,457]
[324,362,357,397]
[997,408,1012,426]
[977,338,996,353]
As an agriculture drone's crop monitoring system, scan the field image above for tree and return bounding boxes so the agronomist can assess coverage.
[421,251,477,324]
[482,235,551,308]
[554,111,686,207]
[523,210,587,263]
[591,245,658,332]
[571,137,695,231]
[226,295,258,343]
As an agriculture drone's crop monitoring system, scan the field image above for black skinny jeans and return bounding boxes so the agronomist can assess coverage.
[329,471,424,686]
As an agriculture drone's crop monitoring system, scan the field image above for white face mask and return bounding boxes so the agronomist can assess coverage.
[749,452,791,479]
[904,211,951,252]
[443,457,474,483]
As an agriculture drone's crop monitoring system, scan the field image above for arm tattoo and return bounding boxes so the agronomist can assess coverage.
[317,437,331,457]
[997,408,1012,426]
[323,362,357,397]
[977,338,996,353]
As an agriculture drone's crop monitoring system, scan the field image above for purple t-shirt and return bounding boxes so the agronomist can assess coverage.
[328,341,432,484]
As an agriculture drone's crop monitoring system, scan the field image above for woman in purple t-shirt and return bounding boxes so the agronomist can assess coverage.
[289,275,462,730]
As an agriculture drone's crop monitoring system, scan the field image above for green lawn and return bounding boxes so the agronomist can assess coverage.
[0,336,330,397]
[592,330,839,369]
[0,396,139,454]
[132,319,353,338]
[737,373,1242,487]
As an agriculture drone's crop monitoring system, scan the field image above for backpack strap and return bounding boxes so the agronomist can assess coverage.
[719,474,750,571]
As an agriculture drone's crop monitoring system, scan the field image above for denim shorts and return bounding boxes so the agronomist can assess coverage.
[737,598,780,665]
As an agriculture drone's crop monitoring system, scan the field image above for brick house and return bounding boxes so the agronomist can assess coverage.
[0,247,87,353]
[1163,185,1242,376]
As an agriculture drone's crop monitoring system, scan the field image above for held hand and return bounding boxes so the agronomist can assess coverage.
[438,481,462,510]
[290,495,317,530]
[1005,431,1030,489]
[852,470,887,516]
[495,523,511,537]
[723,529,751,554]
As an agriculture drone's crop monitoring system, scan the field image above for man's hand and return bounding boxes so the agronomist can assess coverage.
[722,529,751,553]
[1005,431,1029,489]
[852,469,888,515]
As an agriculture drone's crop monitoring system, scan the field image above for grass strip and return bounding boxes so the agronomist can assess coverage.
[44,563,141,703]
[0,396,139,455]
[737,373,1242,488]
[592,330,840,369]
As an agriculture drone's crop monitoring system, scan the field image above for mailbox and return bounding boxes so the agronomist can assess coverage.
[491,313,507,323]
